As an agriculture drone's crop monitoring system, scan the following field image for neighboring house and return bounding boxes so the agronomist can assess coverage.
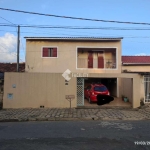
[0,63,25,108]
[3,37,143,108]
[122,56,150,73]
[122,56,150,103]
[0,63,25,73]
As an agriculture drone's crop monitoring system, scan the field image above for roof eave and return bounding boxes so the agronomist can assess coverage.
[24,37,123,41]
[122,71,150,75]
[122,63,150,65]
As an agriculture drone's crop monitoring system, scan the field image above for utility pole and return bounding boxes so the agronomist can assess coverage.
[17,25,20,72]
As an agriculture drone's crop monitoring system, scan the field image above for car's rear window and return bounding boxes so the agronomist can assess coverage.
[94,86,107,92]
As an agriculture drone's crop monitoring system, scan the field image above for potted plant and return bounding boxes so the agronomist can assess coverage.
[122,95,128,102]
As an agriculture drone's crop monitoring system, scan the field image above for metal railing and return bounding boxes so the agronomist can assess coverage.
[144,76,150,103]
[77,58,116,69]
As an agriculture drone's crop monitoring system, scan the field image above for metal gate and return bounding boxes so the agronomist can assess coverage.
[77,78,84,106]
[144,75,150,103]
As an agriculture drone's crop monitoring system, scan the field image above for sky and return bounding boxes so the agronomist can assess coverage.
[0,0,150,62]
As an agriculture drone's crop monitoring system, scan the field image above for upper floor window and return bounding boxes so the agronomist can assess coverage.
[42,47,57,57]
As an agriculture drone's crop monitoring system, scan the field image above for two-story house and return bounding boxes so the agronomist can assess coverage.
[3,37,143,108]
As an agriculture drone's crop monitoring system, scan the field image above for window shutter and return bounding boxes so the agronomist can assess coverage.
[52,48,57,57]
[43,48,48,57]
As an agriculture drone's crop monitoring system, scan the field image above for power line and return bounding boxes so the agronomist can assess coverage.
[1,28,150,39]
[0,7,150,25]
[0,21,150,30]
[1,23,150,39]
[0,16,21,70]
[1,23,150,30]
[17,26,150,30]
[0,16,18,33]
[0,15,16,26]
[0,24,16,27]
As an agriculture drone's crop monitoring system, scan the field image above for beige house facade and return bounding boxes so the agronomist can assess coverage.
[3,37,146,109]
[25,37,122,74]
[122,56,150,103]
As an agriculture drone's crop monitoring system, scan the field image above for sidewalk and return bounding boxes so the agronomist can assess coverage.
[0,106,150,122]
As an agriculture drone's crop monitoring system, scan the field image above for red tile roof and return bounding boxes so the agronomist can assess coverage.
[0,63,25,72]
[122,56,150,64]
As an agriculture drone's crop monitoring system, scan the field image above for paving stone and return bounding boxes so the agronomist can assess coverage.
[81,117,92,121]
[47,118,55,121]
[28,118,36,121]
[92,117,99,120]
[1,107,150,122]
[36,118,48,121]
[73,116,78,118]
[102,117,111,120]
[18,118,28,121]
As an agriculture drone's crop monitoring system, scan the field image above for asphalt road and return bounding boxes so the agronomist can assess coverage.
[0,121,150,150]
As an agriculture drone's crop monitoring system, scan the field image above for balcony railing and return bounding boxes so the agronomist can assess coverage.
[77,58,116,69]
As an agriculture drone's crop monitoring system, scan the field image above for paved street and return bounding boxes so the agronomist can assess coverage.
[0,105,150,122]
[0,121,150,150]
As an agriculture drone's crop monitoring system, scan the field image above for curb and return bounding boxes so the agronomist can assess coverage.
[0,117,150,122]
[0,119,19,122]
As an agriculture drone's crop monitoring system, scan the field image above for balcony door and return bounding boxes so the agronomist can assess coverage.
[88,52,93,68]
[88,51,104,68]
[98,52,104,68]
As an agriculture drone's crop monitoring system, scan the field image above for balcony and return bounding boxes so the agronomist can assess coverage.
[77,58,116,69]
[77,48,117,69]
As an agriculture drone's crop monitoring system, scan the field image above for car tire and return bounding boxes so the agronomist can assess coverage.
[88,97,92,104]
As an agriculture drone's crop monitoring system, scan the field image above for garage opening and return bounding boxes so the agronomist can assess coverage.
[77,77,132,107]
[85,78,117,96]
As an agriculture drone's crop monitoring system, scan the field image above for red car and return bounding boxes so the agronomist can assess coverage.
[84,84,110,103]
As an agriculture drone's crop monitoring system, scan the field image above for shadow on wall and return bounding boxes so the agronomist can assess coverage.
[120,78,133,103]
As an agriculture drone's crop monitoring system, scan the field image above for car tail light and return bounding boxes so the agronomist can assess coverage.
[107,92,110,95]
